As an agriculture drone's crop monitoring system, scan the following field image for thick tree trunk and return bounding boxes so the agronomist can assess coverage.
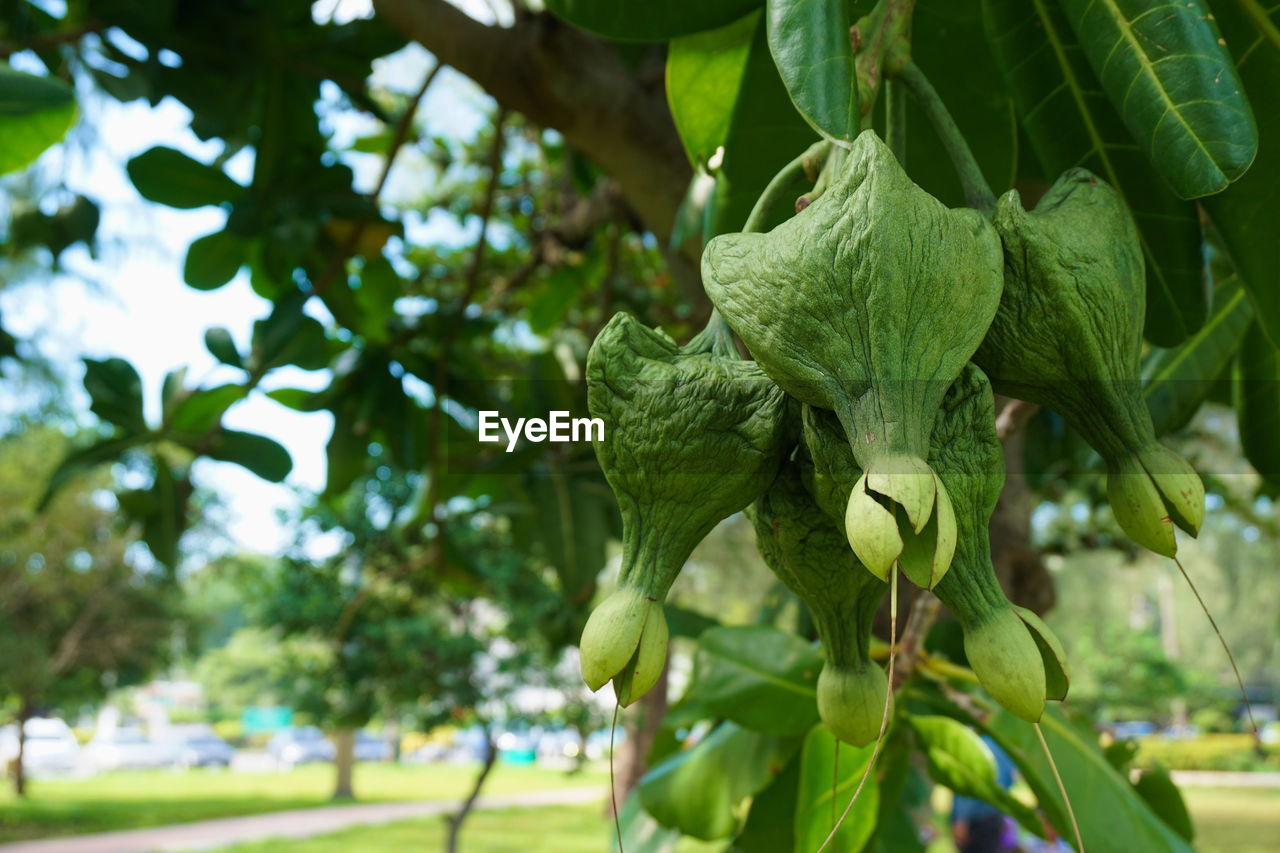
[332,729,356,800]
[12,704,30,798]
[447,729,497,853]
[608,655,669,815]
[992,398,1056,614]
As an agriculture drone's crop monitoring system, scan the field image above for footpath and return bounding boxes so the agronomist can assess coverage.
[0,787,605,853]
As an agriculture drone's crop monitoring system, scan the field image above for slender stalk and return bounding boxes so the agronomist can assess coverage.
[885,78,906,165]
[742,141,832,232]
[1173,556,1259,739]
[896,62,996,214]
[1035,722,1085,853]
[610,702,623,852]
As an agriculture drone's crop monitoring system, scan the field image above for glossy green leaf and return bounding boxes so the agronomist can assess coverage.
[1133,766,1195,842]
[638,722,795,840]
[38,435,146,511]
[1058,0,1256,199]
[793,725,878,853]
[667,12,758,167]
[1234,321,1280,492]
[168,384,248,435]
[766,0,856,141]
[184,230,248,290]
[199,429,292,482]
[204,327,244,369]
[736,754,800,853]
[1143,274,1253,436]
[0,66,76,175]
[692,625,821,736]
[545,0,761,42]
[1202,2,1280,350]
[83,357,147,433]
[669,11,817,233]
[983,0,1205,346]
[908,715,1041,835]
[127,146,243,209]
[665,604,719,639]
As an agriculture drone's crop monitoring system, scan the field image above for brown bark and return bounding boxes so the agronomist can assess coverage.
[12,702,31,798]
[447,729,498,853]
[992,398,1056,614]
[608,655,670,815]
[332,729,356,799]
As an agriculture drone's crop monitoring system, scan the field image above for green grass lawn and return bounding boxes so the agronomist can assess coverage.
[218,785,1280,853]
[0,762,605,843]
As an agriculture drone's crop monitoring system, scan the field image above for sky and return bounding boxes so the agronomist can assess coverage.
[1,0,498,557]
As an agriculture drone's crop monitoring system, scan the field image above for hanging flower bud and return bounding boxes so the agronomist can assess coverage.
[975,169,1204,556]
[581,312,790,705]
[704,131,1002,586]
[749,461,890,747]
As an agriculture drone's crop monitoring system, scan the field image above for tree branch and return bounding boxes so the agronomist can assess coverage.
[371,0,699,300]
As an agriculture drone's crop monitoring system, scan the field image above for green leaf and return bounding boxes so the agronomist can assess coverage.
[168,384,248,435]
[1132,766,1195,842]
[138,456,189,568]
[545,0,762,42]
[38,435,145,511]
[126,146,243,209]
[184,230,248,290]
[793,725,878,853]
[985,706,1196,853]
[611,792,682,853]
[736,753,800,853]
[251,295,329,370]
[669,168,717,253]
[199,429,292,482]
[664,603,719,639]
[1143,273,1253,436]
[667,12,758,167]
[690,625,821,736]
[527,266,584,335]
[266,387,322,411]
[83,357,147,433]
[1058,0,1257,199]
[0,66,76,175]
[983,0,1205,345]
[1234,320,1280,493]
[766,0,856,141]
[907,715,1041,836]
[525,470,611,603]
[205,327,244,369]
[1202,2,1280,350]
[638,722,796,840]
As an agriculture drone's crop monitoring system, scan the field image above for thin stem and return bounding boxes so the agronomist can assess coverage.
[1035,722,1084,853]
[610,702,623,852]
[742,141,832,232]
[896,62,996,214]
[1173,556,1259,739]
[885,78,906,165]
[819,569,898,853]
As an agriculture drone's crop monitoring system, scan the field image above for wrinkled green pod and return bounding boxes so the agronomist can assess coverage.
[582,312,789,705]
[704,131,1002,587]
[749,460,891,746]
[975,169,1204,557]
[805,365,1068,721]
[929,364,1068,722]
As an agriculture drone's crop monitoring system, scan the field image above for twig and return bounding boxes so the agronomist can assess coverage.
[891,589,940,689]
[743,140,831,232]
[895,62,996,214]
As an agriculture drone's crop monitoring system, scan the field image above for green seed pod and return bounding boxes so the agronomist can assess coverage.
[975,169,1204,556]
[749,460,890,747]
[582,312,789,702]
[703,131,1001,586]
[929,364,1056,722]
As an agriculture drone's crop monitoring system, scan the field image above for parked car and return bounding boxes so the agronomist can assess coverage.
[268,726,335,767]
[84,728,175,770]
[0,717,81,776]
[160,725,234,768]
[353,730,393,762]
